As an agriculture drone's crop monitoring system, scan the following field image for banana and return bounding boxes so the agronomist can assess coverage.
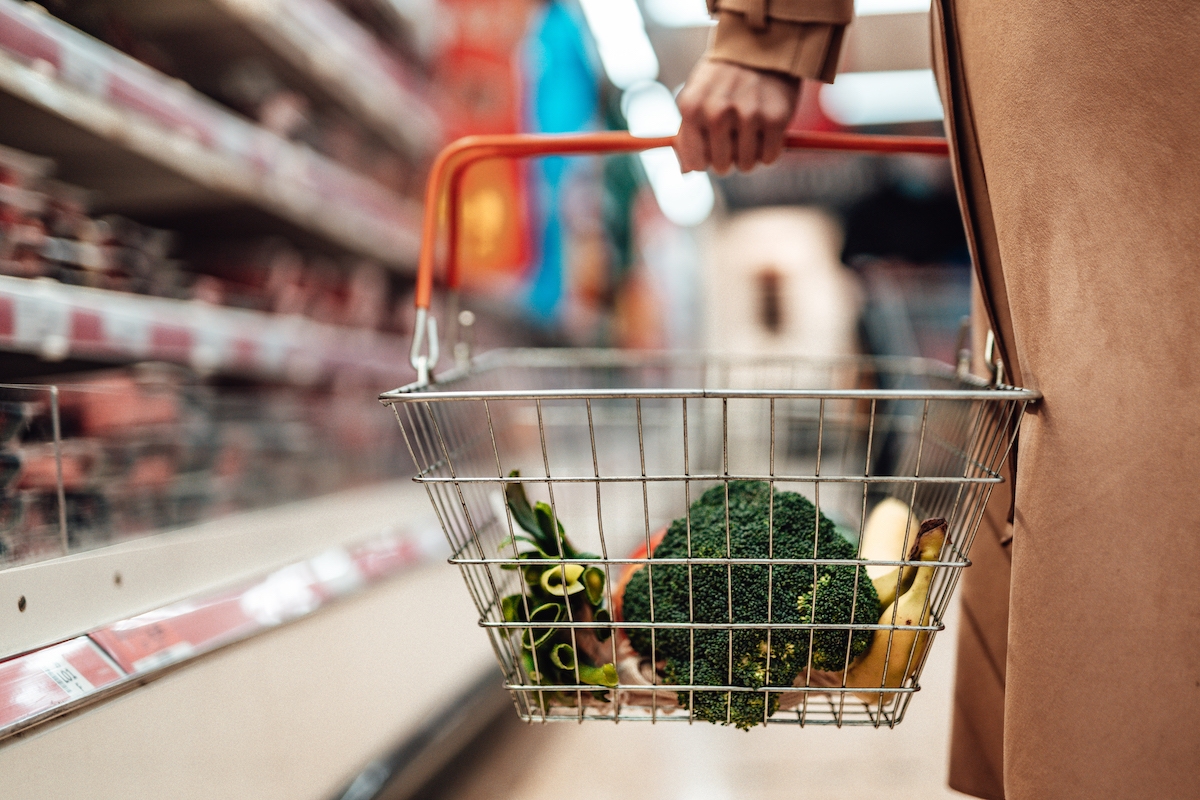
[869,552,918,609]
[845,518,947,707]
[860,498,921,580]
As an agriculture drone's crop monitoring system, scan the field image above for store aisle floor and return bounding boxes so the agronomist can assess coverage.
[419,599,970,800]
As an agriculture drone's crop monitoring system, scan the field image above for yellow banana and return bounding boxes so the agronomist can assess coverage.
[860,498,921,580]
[870,557,917,609]
[845,519,947,707]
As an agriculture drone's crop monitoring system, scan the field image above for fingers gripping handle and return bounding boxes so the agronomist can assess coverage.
[409,131,949,383]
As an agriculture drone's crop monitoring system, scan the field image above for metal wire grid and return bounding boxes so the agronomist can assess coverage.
[381,351,1034,727]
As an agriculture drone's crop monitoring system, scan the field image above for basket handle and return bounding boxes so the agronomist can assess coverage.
[409,130,949,382]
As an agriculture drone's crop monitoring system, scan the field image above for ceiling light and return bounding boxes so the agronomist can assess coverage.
[818,69,943,126]
[643,0,715,28]
[578,0,660,88]
[621,80,680,137]
[619,80,715,226]
[640,147,715,227]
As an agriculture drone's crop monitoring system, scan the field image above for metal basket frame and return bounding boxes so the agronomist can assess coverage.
[383,350,1035,727]
[383,132,1038,728]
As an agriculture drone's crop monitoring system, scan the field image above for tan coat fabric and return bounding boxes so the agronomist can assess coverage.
[933,2,1200,797]
[706,2,1200,798]
[706,0,851,82]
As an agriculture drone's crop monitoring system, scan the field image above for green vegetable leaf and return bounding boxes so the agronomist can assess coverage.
[549,643,576,671]
[498,534,552,558]
[582,566,605,606]
[592,608,612,642]
[533,502,568,556]
[501,594,527,623]
[540,564,585,596]
[521,602,562,650]
[578,662,619,688]
[521,651,544,684]
[504,472,543,540]
[522,567,542,589]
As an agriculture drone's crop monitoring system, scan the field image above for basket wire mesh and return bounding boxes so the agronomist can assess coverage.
[382,350,1034,727]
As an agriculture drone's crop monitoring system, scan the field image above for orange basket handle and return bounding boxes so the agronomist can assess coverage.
[409,130,949,382]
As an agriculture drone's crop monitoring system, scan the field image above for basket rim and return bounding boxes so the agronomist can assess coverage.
[379,348,1040,403]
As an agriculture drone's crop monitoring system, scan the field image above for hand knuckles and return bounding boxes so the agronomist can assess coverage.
[677,98,702,121]
[730,103,759,125]
[702,101,733,125]
[762,107,788,126]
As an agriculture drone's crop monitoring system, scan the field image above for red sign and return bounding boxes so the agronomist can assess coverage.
[432,0,535,289]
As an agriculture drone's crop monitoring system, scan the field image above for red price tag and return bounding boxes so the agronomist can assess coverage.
[91,587,258,674]
[0,638,122,732]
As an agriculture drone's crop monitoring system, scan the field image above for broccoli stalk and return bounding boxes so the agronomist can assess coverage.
[620,481,880,729]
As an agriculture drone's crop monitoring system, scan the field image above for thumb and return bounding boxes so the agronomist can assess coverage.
[674,118,709,173]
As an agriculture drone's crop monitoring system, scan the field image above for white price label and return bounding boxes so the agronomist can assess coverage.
[132,642,196,674]
[39,657,95,701]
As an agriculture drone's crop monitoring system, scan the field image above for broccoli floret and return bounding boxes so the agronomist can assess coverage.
[621,481,879,729]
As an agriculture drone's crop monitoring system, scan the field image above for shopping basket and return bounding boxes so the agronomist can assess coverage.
[381,131,1038,728]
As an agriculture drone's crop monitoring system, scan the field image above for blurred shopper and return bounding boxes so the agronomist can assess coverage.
[674,2,1200,799]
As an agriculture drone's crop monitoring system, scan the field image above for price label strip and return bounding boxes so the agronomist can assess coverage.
[2,529,436,739]
[0,638,123,733]
[90,586,261,675]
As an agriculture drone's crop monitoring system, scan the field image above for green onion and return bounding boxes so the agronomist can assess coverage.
[578,662,619,688]
[540,563,586,596]
[549,643,576,670]
[582,566,605,606]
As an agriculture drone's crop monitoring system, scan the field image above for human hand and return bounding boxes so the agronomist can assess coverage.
[674,58,801,175]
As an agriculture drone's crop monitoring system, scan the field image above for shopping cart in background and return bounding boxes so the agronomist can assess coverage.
[380,132,1037,728]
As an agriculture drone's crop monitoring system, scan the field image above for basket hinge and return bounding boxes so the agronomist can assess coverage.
[984,329,1006,386]
[409,307,439,386]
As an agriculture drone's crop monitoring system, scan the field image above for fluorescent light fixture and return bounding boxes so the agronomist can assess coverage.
[643,0,715,28]
[577,5,712,224]
[855,0,930,16]
[578,0,659,89]
[819,69,943,125]
[621,80,680,137]
[620,80,714,226]
[640,148,715,227]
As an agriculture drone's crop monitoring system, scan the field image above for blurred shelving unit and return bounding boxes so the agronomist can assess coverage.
[0,0,497,794]
[0,274,410,384]
[0,0,423,267]
[0,480,501,800]
[52,0,442,159]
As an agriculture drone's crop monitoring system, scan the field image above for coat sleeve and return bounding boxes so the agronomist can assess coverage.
[705,0,854,83]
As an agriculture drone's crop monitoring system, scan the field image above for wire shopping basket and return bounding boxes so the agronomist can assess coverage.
[381,131,1038,728]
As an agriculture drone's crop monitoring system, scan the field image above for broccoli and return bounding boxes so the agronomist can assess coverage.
[620,481,879,729]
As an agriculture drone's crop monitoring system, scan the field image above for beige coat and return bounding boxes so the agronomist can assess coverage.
[706,2,1200,798]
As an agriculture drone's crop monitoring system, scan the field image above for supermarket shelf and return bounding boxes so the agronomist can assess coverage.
[0,562,495,800]
[0,274,412,383]
[0,480,437,662]
[355,0,440,61]
[0,479,448,740]
[0,0,421,268]
[74,0,441,159]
